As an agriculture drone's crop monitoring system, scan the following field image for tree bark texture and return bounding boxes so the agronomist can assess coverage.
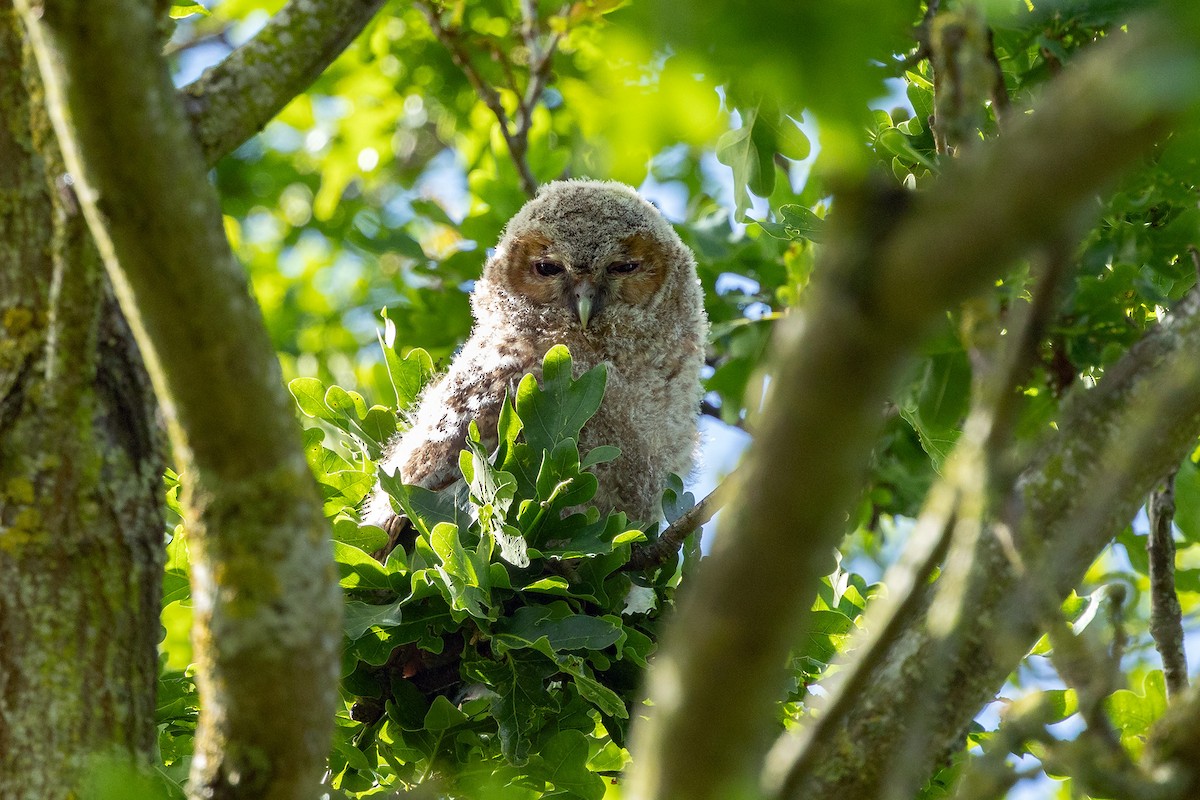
[0,4,165,797]
[16,1,344,798]
[181,0,388,167]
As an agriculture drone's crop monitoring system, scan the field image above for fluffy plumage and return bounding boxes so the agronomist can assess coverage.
[362,179,708,543]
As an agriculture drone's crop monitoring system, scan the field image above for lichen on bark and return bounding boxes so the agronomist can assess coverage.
[0,5,165,798]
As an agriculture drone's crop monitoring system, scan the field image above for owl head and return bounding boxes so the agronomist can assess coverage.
[474,180,704,344]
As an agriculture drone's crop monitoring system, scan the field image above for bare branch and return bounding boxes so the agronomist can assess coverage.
[418,0,561,198]
[627,479,731,571]
[1149,471,1189,699]
[180,0,387,167]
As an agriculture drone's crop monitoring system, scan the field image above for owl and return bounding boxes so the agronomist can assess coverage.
[362,179,708,552]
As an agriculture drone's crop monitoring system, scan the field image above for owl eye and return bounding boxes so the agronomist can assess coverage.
[608,261,641,275]
[533,260,564,277]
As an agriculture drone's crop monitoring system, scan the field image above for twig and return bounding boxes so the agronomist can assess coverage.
[164,30,232,59]
[1044,613,1127,758]
[1148,470,1189,699]
[418,0,562,198]
[899,0,940,71]
[626,478,731,571]
[984,27,1011,132]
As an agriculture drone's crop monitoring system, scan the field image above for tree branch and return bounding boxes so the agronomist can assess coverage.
[625,15,1200,800]
[1149,471,1189,699]
[17,1,342,797]
[779,282,1200,800]
[418,0,560,198]
[180,0,388,167]
[627,479,730,571]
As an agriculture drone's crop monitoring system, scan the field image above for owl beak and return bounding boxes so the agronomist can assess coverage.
[573,283,600,329]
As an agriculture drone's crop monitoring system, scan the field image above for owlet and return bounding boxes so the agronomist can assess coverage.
[362,179,708,548]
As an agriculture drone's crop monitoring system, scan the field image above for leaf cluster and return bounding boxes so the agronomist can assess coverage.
[305,341,697,797]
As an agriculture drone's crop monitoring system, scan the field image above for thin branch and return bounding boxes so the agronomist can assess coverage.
[418,0,562,198]
[626,479,731,571]
[1148,470,1189,699]
[163,29,231,59]
[984,27,1011,132]
[180,0,388,167]
[515,1,562,144]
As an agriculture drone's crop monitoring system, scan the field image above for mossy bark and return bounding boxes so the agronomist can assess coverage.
[181,0,387,167]
[17,1,344,798]
[0,4,164,797]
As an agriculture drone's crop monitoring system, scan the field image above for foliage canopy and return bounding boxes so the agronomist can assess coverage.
[21,0,1200,798]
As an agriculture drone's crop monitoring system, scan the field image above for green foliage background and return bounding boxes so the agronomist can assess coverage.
[152,0,1200,797]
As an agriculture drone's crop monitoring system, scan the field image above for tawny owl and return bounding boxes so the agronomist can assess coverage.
[362,180,708,549]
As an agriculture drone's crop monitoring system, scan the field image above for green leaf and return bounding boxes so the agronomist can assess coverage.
[1107,671,1168,750]
[534,512,643,559]
[343,599,404,639]
[162,527,190,604]
[289,377,332,420]
[516,345,607,455]
[1038,689,1079,723]
[169,1,210,18]
[716,107,770,218]
[534,730,606,800]
[429,522,493,620]
[361,406,398,449]
[534,439,596,508]
[660,472,695,524]
[465,651,559,766]
[319,470,375,515]
[379,319,436,411]
[378,471,470,539]
[899,352,971,470]
[461,439,528,566]
[796,609,855,668]
[423,695,469,732]
[581,445,621,470]
[1174,455,1200,542]
[332,516,389,554]
[554,653,627,719]
[325,385,369,421]
[493,603,624,655]
[756,204,825,242]
[494,393,525,469]
[334,541,403,591]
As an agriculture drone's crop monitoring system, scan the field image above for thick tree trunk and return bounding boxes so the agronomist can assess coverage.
[0,4,165,797]
[18,1,344,797]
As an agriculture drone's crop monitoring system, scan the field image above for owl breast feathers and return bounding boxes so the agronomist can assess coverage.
[362,179,709,540]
